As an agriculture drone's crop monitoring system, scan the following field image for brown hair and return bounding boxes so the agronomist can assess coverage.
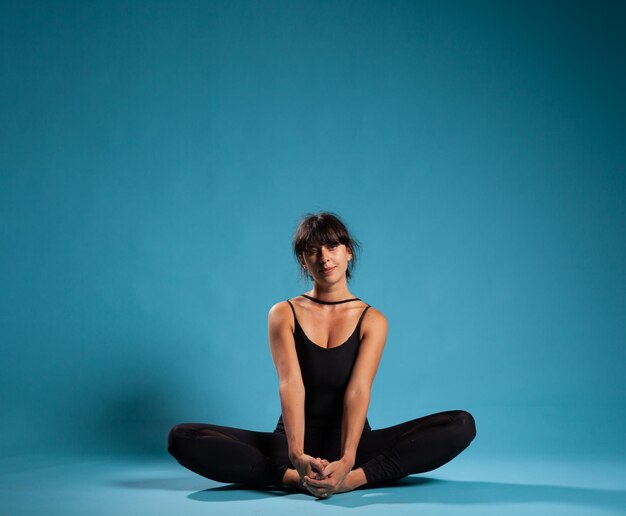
[292,211,361,282]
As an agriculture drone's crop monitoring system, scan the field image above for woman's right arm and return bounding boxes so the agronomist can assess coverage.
[268,302,326,486]
[267,302,306,462]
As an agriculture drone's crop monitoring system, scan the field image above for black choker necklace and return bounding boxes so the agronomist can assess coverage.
[300,294,360,305]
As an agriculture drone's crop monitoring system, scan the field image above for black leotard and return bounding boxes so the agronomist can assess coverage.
[274,297,372,433]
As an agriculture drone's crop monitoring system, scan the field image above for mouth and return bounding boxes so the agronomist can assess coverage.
[320,266,336,274]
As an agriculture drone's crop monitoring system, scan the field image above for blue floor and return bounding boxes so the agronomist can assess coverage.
[1,453,624,515]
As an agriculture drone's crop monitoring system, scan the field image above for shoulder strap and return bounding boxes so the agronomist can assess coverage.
[357,305,371,326]
[285,299,298,329]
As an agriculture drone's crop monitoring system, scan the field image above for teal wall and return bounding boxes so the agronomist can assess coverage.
[1,1,624,459]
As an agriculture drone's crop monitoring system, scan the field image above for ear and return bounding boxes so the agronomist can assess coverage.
[347,246,353,261]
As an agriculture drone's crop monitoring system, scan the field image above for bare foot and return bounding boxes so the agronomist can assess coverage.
[333,467,368,494]
[282,468,307,491]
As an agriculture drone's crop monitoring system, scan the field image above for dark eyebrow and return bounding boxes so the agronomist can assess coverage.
[306,237,340,249]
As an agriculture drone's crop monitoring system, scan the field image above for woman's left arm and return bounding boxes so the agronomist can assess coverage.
[341,308,388,463]
[304,308,388,494]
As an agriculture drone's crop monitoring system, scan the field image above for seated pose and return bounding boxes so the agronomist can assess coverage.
[168,211,477,498]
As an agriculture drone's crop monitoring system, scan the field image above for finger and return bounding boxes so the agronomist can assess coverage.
[308,485,328,499]
[309,485,331,499]
[311,459,324,473]
[304,476,333,489]
[303,475,324,486]
[306,484,323,494]
[319,464,336,479]
[303,482,325,497]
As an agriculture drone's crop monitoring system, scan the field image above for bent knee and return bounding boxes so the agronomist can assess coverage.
[452,410,477,446]
[167,423,195,457]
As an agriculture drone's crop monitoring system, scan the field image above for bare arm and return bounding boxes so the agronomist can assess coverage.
[341,308,388,462]
[268,302,326,486]
[268,302,305,460]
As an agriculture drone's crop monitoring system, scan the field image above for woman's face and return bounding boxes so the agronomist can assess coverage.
[301,242,352,283]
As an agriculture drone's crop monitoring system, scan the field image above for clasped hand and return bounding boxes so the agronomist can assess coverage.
[293,453,353,498]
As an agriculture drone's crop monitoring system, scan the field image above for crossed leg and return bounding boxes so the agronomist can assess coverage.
[355,409,477,485]
[167,423,291,488]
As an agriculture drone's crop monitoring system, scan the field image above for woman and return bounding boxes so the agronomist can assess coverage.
[168,211,476,498]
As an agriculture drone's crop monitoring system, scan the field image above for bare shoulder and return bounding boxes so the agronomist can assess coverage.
[268,300,291,316]
[268,300,295,332]
[361,306,388,336]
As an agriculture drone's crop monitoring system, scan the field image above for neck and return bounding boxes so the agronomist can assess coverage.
[309,284,353,303]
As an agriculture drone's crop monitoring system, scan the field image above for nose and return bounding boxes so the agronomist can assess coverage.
[319,246,331,262]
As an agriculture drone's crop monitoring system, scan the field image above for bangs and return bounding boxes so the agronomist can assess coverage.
[302,227,343,250]
[295,219,348,255]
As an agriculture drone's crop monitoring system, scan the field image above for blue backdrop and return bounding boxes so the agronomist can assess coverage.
[1,0,624,462]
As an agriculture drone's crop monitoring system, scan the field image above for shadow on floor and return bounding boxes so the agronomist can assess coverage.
[181,476,625,512]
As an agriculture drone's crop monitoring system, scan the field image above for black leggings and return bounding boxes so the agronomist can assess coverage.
[168,410,476,489]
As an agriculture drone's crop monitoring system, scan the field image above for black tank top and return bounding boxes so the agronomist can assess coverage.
[274,295,372,434]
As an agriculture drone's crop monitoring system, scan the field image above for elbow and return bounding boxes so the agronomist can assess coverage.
[279,379,305,395]
[344,386,371,402]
